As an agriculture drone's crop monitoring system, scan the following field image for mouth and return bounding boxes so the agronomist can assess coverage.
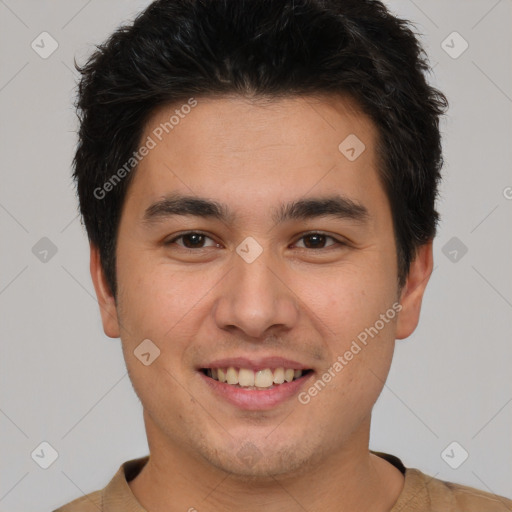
[200,367,313,390]
[197,356,315,410]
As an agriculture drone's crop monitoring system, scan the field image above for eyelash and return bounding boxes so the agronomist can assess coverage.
[165,231,346,251]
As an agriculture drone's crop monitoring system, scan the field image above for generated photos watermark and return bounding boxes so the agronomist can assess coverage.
[298,302,403,405]
[93,98,198,200]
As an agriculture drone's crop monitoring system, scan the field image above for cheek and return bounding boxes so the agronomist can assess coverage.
[116,250,198,338]
[293,254,398,402]
[298,258,397,338]
[115,254,203,408]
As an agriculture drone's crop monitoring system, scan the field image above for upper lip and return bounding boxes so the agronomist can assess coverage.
[199,356,312,372]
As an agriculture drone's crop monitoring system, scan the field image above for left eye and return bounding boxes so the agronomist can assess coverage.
[166,232,340,250]
[293,233,340,249]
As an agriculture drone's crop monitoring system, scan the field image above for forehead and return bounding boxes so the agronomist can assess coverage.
[122,94,387,226]
[143,93,376,161]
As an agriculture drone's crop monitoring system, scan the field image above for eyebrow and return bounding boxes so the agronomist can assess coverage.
[142,193,369,226]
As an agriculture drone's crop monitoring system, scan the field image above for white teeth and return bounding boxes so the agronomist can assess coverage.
[238,368,255,387]
[207,367,306,388]
[254,369,274,388]
[273,367,285,384]
[226,367,238,385]
[284,368,294,382]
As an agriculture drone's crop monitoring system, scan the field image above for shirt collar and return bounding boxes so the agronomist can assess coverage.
[100,452,427,512]
[102,455,149,512]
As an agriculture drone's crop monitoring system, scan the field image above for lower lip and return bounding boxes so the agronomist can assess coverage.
[199,371,314,410]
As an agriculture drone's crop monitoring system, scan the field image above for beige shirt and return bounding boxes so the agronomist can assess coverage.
[53,451,512,512]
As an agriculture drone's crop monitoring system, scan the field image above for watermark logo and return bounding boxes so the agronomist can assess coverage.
[31,32,59,59]
[441,31,469,60]
[237,442,263,468]
[134,339,161,366]
[236,236,263,263]
[441,441,469,469]
[442,236,468,263]
[32,237,58,263]
[31,441,59,469]
[338,134,366,161]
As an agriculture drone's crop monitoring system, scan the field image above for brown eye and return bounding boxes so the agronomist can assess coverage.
[294,233,340,249]
[166,232,218,249]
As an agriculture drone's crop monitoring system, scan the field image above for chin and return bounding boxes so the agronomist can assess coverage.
[198,433,324,481]
[208,452,310,481]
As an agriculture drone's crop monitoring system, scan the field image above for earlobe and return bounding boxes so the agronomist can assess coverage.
[395,240,434,340]
[89,243,121,338]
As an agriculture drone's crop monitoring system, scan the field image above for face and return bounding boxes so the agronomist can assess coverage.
[91,95,432,478]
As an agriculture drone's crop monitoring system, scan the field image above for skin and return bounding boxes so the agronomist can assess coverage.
[90,95,433,511]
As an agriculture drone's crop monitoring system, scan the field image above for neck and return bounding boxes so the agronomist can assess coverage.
[129,412,404,512]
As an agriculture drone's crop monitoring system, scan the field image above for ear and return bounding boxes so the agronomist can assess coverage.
[395,240,434,340]
[90,243,120,338]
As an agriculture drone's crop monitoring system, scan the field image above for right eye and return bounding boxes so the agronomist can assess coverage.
[165,231,221,250]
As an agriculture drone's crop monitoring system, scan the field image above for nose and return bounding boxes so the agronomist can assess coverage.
[212,245,300,340]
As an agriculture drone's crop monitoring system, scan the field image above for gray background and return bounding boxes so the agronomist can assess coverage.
[0,1,511,510]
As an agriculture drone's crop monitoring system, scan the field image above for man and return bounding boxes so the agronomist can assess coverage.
[54,0,512,510]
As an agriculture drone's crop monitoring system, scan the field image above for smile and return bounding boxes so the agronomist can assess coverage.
[199,365,314,410]
[201,367,312,389]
